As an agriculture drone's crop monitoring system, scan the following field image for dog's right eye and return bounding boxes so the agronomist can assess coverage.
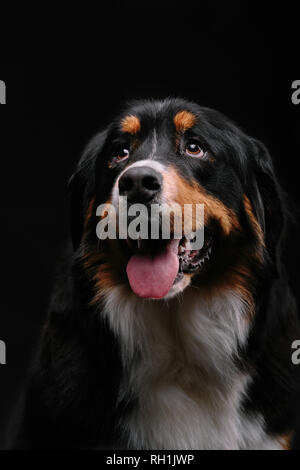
[114,148,129,162]
[185,141,205,158]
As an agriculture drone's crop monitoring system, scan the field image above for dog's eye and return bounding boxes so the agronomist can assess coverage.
[185,141,205,158]
[115,148,129,162]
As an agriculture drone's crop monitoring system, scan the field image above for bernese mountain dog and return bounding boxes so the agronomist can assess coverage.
[10,98,300,449]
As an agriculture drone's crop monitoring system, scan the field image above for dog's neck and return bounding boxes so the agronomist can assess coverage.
[101,284,250,369]
[100,286,278,449]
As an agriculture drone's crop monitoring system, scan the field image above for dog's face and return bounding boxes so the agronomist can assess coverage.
[70,99,283,305]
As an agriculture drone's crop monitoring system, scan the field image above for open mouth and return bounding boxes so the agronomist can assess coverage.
[178,231,213,273]
[123,229,214,299]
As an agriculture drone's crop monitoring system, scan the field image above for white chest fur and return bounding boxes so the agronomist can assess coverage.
[101,286,281,450]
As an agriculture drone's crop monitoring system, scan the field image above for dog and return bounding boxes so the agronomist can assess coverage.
[10,98,300,449]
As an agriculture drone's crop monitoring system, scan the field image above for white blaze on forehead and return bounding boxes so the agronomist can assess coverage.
[149,128,158,160]
[111,159,166,206]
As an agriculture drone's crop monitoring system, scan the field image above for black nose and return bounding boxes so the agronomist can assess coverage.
[118,166,162,203]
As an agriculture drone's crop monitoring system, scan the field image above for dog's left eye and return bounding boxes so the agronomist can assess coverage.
[185,141,205,158]
[115,148,130,162]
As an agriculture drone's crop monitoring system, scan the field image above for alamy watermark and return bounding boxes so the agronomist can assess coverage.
[291,340,300,365]
[291,80,300,105]
[0,80,6,104]
[95,197,205,250]
[0,339,6,365]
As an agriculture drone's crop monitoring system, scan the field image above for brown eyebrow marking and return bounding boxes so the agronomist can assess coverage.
[174,110,196,133]
[121,115,141,134]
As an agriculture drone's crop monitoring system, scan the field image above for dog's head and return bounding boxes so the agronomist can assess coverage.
[69,98,284,305]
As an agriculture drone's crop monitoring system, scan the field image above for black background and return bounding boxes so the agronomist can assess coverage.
[0,2,300,448]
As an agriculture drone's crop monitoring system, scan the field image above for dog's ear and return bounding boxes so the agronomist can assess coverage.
[249,138,285,271]
[68,130,108,250]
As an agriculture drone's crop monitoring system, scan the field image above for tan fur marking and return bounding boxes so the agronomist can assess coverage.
[174,111,196,133]
[162,167,256,315]
[84,197,95,230]
[211,264,255,316]
[163,166,240,236]
[243,195,264,246]
[92,262,123,301]
[83,241,126,305]
[81,196,126,301]
[278,432,293,450]
[121,115,141,134]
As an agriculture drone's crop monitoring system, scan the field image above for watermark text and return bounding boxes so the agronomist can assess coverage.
[0,339,6,365]
[0,80,6,104]
[96,197,205,250]
[291,80,300,105]
[291,340,300,365]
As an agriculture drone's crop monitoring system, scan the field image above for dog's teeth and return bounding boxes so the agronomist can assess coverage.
[188,264,197,271]
[137,238,142,250]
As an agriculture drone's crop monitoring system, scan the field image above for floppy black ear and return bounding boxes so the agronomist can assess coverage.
[68,130,108,250]
[249,138,285,271]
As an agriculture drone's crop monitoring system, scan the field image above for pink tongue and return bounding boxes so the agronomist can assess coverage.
[126,245,179,299]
